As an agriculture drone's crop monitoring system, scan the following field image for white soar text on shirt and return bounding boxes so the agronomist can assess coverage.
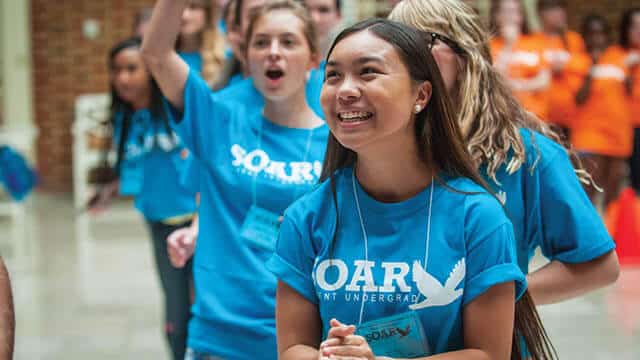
[231,144,322,184]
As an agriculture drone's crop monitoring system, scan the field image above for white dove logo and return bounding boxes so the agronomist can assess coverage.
[409,259,465,310]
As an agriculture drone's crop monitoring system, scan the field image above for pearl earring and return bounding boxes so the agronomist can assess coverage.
[414,105,422,114]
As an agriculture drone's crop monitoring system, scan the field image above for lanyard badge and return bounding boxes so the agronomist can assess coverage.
[241,118,315,252]
[355,311,430,358]
[240,205,281,252]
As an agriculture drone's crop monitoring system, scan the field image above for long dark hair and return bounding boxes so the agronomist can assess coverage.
[319,19,482,185]
[320,19,556,360]
[620,7,640,49]
[108,37,171,172]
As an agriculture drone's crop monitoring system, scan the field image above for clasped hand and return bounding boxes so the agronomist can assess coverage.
[319,319,390,360]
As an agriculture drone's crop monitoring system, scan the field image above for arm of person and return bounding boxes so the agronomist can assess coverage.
[277,281,324,360]
[0,257,14,360]
[268,203,329,359]
[531,139,619,305]
[527,250,619,305]
[144,1,232,162]
[625,73,634,96]
[319,282,516,360]
[141,0,190,109]
[575,71,593,105]
[624,53,640,95]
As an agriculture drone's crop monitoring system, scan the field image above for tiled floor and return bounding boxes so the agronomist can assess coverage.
[1,194,639,359]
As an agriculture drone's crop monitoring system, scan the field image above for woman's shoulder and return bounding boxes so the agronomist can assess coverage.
[518,128,567,171]
[284,169,350,227]
[601,46,628,66]
[442,177,510,232]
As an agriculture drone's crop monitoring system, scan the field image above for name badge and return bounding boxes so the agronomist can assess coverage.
[240,205,281,252]
[355,311,430,358]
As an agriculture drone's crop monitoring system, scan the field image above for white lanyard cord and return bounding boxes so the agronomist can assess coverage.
[352,171,369,326]
[251,118,315,207]
[352,170,434,325]
[418,176,434,305]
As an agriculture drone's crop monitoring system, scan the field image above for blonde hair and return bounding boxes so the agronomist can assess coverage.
[389,0,591,185]
[179,0,227,87]
[201,29,227,87]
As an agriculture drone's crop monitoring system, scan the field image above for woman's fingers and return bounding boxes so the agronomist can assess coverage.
[320,335,373,360]
[326,324,356,339]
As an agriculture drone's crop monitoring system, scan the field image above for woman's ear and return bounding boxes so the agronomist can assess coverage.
[414,81,432,113]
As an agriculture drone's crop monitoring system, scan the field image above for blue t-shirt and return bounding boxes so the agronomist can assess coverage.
[168,70,330,359]
[179,51,203,73]
[268,167,526,355]
[486,129,615,273]
[180,63,327,194]
[114,109,196,221]
[177,51,205,193]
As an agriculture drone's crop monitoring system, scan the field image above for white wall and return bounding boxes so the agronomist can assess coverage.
[1,0,34,129]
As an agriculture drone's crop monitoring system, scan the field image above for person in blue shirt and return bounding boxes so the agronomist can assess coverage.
[211,0,255,90]
[175,0,226,88]
[142,1,329,358]
[89,37,197,360]
[389,0,619,306]
[269,19,555,360]
[165,0,325,266]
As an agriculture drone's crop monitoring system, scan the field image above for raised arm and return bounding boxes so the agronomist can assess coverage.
[141,0,190,109]
[0,257,14,360]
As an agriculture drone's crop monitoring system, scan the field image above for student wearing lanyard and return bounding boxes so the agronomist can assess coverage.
[165,0,326,269]
[89,37,197,360]
[389,0,618,306]
[269,19,555,360]
[142,1,328,358]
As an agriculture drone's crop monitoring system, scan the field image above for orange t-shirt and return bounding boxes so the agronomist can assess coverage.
[571,46,632,157]
[532,31,589,128]
[491,35,550,121]
[626,48,640,127]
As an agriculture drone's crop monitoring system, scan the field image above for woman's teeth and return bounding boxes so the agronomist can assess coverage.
[338,111,373,122]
